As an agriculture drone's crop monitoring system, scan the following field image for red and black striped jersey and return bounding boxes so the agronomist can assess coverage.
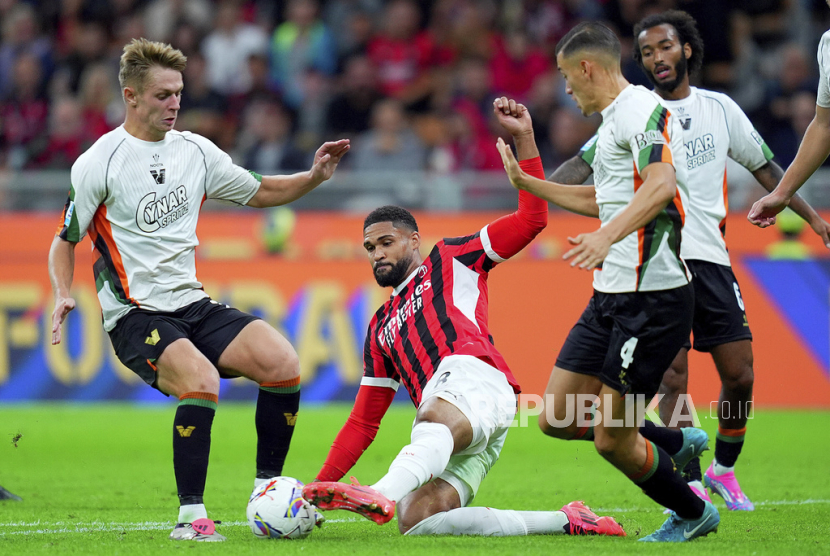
[363,227,521,406]
[316,157,548,481]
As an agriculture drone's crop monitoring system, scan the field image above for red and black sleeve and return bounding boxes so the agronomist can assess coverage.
[486,157,548,260]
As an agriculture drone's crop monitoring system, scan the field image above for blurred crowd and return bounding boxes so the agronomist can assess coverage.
[2,0,830,175]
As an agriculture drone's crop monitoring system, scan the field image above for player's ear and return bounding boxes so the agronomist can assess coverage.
[683,43,692,61]
[123,86,137,107]
[409,231,421,251]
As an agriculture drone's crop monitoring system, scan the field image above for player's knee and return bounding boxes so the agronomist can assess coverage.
[660,367,686,395]
[163,366,220,397]
[593,434,621,461]
[723,363,754,396]
[258,344,300,383]
[538,406,577,438]
[396,496,454,534]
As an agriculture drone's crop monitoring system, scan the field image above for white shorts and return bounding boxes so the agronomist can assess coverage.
[420,355,517,506]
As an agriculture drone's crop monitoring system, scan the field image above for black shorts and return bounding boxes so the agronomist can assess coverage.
[555,284,694,397]
[683,260,753,352]
[108,298,259,390]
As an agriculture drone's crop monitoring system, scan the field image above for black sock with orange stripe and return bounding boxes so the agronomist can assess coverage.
[256,377,300,479]
[173,392,217,506]
[714,426,746,468]
[639,419,684,454]
[629,440,705,520]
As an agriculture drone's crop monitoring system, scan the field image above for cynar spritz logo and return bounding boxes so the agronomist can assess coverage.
[136,185,189,233]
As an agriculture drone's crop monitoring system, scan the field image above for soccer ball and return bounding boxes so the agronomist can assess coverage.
[246,476,316,539]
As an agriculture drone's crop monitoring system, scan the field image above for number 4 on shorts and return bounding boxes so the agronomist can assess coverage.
[620,337,638,369]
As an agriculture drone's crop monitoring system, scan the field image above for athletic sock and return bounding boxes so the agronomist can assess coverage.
[372,422,454,502]
[639,420,684,455]
[256,377,301,479]
[405,507,570,536]
[689,480,705,492]
[714,426,745,468]
[628,440,705,520]
[173,393,217,507]
[683,456,703,483]
[177,503,208,524]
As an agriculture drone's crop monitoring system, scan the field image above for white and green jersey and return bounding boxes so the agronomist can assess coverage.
[817,29,830,108]
[57,125,262,331]
[661,87,773,266]
[578,84,690,293]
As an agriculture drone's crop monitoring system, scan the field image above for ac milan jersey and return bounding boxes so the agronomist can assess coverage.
[662,87,773,266]
[361,227,519,407]
[56,125,261,331]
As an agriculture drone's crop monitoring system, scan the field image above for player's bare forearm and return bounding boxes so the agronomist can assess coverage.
[512,133,540,161]
[497,144,598,216]
[775,106,830,200]
[248,172,326,207]
[48,236,76,299]
[600,162,676,244]
[247,139,350,208]
[753,160,830,247]
[549,155,594,186]
[48,236,78,345]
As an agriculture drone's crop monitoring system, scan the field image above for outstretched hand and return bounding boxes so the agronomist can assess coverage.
[493,97,533,137]
[496,137,528,191]
[310,139,350,183]
[51,296,76,345]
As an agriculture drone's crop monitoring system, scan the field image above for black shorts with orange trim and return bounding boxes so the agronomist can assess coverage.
[555,284,694,397]
[683,259,753,352]
[107,298,259,391]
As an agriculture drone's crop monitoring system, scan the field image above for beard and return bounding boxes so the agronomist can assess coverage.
[646,53,688,93]
[373,255,413,287]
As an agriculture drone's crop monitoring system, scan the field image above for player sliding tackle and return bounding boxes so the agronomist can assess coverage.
[498,22,719,542]
[301,98,625,538]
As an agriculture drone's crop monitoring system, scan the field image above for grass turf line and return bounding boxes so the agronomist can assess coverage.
[0,404,827,555]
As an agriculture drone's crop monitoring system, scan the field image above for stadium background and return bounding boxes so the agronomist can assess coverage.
[0,0,829,409]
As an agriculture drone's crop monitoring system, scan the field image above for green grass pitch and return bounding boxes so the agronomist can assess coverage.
[0,404,828,555]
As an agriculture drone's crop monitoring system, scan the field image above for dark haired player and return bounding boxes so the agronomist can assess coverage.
[302,98,625,538]
[630,10,828,510]
[498,21,719,542]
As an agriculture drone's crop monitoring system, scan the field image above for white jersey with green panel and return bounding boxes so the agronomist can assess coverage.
[57,125,262,331]
[816,29,830,108]
[661,87,773,266]
[578,84,690,293]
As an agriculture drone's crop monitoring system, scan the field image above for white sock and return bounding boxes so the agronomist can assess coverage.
[713,459,734,475]
[405,507,569,536]
[371,422,454,502]
[689,480,705,492]
[516,510,569,534]
[178,503,207,524]
[254,477,270,490]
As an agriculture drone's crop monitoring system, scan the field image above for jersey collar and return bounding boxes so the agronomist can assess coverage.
[391,267,420,297]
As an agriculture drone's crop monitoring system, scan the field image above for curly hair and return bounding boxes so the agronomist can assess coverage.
[632,10,704,77]
[363,205,419,233]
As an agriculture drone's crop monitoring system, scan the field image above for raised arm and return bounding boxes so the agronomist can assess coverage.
[752,160,830,248]
[485,98,548,260]
[247,139,350,208]
[498,147,599,217]
[48,236,78,345]
[315,384,396,482]
[565,161,677,270]
[748,105,830,227]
